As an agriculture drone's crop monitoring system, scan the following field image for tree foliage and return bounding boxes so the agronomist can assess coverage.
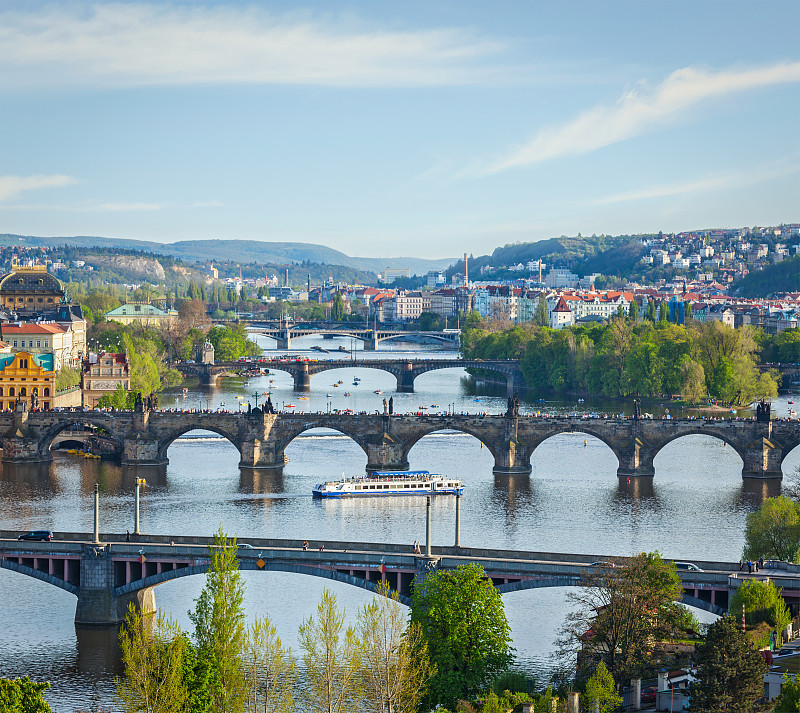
[206,323,261,362]
[557,553,683,687]
[359,581,435,713]
[410,563,513,710]
[730,579,792,637]
[687,615,768,712]
[742,496,800,563]
[0,677,52,713]
[242,616,296,713]
[583,661,621,713]
[298,588,363,713]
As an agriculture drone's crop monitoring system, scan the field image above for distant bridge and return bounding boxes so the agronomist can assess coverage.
[759,363,800,387]
[2,532,764,624]
[1,406,797,479]
[179,357,523,392]
[246,324,460,351]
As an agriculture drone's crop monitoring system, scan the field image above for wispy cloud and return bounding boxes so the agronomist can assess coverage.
[593,161,800,205]
[0,4,508,88]
[487,61,800,173]
[0,174,77,201]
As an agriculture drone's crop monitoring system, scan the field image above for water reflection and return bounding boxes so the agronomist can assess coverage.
[738,478,783,509]
[239,467,286,495]
[76,626,123,677]
[491,473,534,524]
[614,475,657,504]
[0,461,59,492]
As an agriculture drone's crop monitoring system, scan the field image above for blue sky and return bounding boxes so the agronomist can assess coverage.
[0,1,798,259]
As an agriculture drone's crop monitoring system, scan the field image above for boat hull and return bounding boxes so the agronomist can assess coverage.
[313,487,465,498]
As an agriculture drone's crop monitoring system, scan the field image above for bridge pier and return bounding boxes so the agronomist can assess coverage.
[363,337,377,351]
[293,365,311,392]
[616,436,655,478]
[75,544,156,625]
[742,437,783,479]
[366,426,409,471]
[396,363,415,393]
[491,418,532,475]
[239,438,288,469]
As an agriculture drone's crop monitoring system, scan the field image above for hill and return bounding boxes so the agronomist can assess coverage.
[0,234,454,276]
[734,255,800,297]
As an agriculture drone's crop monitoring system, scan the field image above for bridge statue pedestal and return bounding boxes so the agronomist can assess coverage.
[414,556,440,591]
[742,437,783,479]
[492,418,532,475]
[75,545,156,626]
[122,433,168,466]
[3,401,52,464]
[294,365,311,392]
[365,429,409,472]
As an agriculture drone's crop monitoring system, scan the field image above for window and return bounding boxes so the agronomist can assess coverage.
[0,388,3,396]
[43,388,49,397]
[36,341,40,348]
[9,387,15,397]
[43,401,49,409]
[20,388,26,397]
[12,341,16,347]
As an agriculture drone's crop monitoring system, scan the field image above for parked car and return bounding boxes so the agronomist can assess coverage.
[18,530,53,541]
[675,561,703,572]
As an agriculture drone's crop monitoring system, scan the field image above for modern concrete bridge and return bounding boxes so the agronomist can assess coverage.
[247,324,460,351]
[1,405,798,478]
[2,531,771,624]
[180,357,524,392]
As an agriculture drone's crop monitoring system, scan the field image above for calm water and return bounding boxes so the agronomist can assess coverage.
[1,335,799,711]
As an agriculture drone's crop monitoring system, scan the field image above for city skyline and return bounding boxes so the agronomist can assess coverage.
[0,1,798,257]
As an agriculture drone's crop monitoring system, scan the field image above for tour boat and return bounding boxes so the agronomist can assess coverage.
[313,470,464,498]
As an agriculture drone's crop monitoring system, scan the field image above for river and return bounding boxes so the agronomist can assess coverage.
[1,334,798,710]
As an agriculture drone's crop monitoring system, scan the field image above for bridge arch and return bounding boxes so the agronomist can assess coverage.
[36,417,125,459]
[527,427,623,472]
[156,424,242,461]
[115,560,411,605]
[0,558,79,596]
[276,423,371,464]
[401,425,501,464]
[648,429,746,467]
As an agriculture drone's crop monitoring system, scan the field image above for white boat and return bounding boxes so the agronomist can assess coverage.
[313,470,464,498]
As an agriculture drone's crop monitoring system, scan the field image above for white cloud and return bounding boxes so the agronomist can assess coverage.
[593,161,800,205]
[0,4,507,88]
[0,174,77,201]
[488,61,800,172]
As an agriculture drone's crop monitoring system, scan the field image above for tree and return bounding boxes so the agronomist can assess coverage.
[534,296,549,327]
[298,588,363,713]
[117,605,189,713]
[359,581,435,713]
[557,553,683,687]
[743,496,800,562]
[242,616,296,713]
[331,292,346,321]
[646,300,657,322]
[773,674,800,711]
[658,301,669,323]
[681,360,707,404]
[178,299,210,332]
[583,661,621,713]
[628,299,639,322]
[188,528,247,713]
[410,563,512,710]
[687,615,768,712]
[730,579,791,639]
[0,677,52,713]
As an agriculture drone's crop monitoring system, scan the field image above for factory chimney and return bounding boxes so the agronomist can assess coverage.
[464,253,468,286]
[307,273,311,295]
[285,268,289,287]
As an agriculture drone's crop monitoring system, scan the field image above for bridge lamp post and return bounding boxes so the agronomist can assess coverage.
[93,483,100,544]
[425,495,432,557]
[135,478,146,535]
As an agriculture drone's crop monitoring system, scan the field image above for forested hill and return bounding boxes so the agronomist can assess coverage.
[734,255,800,297]
[0,234,454,275]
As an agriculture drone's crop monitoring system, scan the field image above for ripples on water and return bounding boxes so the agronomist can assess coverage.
[1,339,798,710]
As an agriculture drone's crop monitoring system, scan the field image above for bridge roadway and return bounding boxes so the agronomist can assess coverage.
[1,407,798,478]
[246,324,459,351]
[1,531,779,624]
[179,357,524,392]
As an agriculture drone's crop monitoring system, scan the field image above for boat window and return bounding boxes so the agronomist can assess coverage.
[355,485,361,490]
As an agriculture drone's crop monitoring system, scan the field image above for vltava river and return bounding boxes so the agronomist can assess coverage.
[1,335,798,710]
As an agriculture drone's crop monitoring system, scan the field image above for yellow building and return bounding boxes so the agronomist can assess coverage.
[0,351,56,410]
[0,263,65,313]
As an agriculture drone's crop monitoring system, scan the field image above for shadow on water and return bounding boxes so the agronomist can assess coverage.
[491,472,534,524]
[613,475,658,506]
[76,625,124,678]
[737,477,783,509]
[239,467,286,495]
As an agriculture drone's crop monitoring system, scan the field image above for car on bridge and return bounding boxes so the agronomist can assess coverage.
[17,530,53,541]
[674,561,703,572]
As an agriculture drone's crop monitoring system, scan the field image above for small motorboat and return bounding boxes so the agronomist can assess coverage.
[337,380,343,384]
[333,383,339,388]
[374,390,383,394]
[285,404,296,409]
[298,396,309,400]
[344,392,351,397]
[326,393,333,398]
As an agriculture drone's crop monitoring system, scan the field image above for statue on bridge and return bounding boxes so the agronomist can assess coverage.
[633,398,641,420]
[30,389,39,411]
[264,395,276,415]
[756,399,771,423]
[389,397,394,415]
[383,398,388,416]
[506,392,520,418]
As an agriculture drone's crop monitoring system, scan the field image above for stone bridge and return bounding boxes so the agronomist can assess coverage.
[179,357,523,392]
[1,405,798,478]
[247,325,460,351]
[2,532,770,624]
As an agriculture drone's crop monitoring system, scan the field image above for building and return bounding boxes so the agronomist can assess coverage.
[0,351,56,410]
[426,271,445,289]
[2,323,77,370]
[0,263,65,314]
[104,302,178,327]
[383,291,427,322]
[549,297,573,329]
[546,268,579,289]
[382,268,411,283]
[82,352,130,407]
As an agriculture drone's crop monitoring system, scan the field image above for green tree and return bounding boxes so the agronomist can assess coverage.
[117,605,189,713]
[359,581,435,713]
[742,496,800,562]
[658,301,669,323]
[730,579,791,637]
[685,302,694,321]
[410,563,512,710]
[331,292,346,321]
[242,616,296,713]
[558,553,683,687]
[687,615,768,712]
[534,296,549,327]
[773,674,800,712]
[646,300,657,322]
[628,299,639,322]
[188,528,247,713]
[298,588,363,713]
[583,661,621,713]
[681,359,707,404]
[0,677,52,713]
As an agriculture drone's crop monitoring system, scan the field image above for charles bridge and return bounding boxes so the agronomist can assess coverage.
[2,530,794,625]
[179,357,524,392]
[0,402,798,478]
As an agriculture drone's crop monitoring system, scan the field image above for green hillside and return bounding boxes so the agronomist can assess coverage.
[734,255,800,297]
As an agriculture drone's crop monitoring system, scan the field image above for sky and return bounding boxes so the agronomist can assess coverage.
[0,1,798,259]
